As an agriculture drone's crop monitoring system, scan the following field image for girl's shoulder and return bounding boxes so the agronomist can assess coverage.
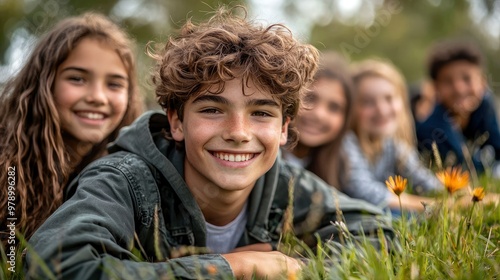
[342,131,359,147]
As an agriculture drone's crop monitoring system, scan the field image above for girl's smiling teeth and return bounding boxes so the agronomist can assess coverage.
[212,152,256,162]
[76,111,106,120]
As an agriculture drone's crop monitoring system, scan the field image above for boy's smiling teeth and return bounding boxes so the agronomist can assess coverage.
[76,112,105,120]
[213,152,254,162]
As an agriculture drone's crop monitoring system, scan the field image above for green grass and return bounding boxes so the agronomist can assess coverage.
[296,175,500,280]
[2,176,499,279]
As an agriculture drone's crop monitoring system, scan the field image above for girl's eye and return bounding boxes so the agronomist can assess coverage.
[303,93,318,107]
[68,76,84,83]
[328,103,341,113]
[108,82,126,90]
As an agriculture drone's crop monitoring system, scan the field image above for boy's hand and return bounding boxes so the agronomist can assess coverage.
[230,243,273,252]
[222,251,303,279]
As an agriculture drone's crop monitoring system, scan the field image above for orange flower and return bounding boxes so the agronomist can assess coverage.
[436,167,469,194]
[385,175,407,196]
[471,187,485,202]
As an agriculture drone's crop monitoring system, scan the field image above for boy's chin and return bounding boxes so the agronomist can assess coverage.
[452,102,479,115]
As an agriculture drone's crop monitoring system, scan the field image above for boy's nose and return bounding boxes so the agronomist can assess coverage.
[452,79,469,96]
[222,114,251,143]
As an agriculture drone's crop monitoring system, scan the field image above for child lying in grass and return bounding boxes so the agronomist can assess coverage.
[25,6,394,279]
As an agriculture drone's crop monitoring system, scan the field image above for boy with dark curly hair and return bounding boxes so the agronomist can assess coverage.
[26,7,393,279]
[416,39,500,177]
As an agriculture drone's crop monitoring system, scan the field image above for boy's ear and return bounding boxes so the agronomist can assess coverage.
[280,117,290,146]
[167,109,185,141]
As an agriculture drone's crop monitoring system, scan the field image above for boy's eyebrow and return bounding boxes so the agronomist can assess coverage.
[191,95,229,105]
[246,98,280,108]
[60,66,128,80]
[192,94,280,108]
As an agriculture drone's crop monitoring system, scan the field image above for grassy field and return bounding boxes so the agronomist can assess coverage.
[2,174,499,279]
[302,181,500,280]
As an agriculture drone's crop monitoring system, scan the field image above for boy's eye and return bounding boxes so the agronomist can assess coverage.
[200,108,221,114]
[252,111,272,117]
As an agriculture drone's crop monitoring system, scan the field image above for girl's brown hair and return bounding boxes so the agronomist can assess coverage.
[0,12,142,243]
[301,52,353,188]
[350,59,414,163]
[150,6,319,148]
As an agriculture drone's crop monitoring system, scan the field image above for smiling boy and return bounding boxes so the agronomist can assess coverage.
[26,7,393,279]
[416,40,500,177]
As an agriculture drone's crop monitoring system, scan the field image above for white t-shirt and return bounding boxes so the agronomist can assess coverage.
[205,204,247,254]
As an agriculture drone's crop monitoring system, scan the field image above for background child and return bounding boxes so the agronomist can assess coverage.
[416,39,500,177]
[26,7,393,279]
[340,59,442,213]
[409,80,435,122]
[284,51,352,188]
[0,13,142,245]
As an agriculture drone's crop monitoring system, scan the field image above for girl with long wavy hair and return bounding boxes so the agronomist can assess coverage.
[283,51,353,189]
[0,12,143,246]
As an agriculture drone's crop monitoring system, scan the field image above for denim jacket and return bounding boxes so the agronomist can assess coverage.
[26,111,393,280]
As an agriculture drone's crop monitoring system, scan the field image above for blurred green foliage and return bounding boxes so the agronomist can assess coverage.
[0,0,244,108]
[1,0,499,107]
[285,0,500,91]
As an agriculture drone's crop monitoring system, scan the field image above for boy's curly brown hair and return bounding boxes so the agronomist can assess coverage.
[150,6,319,148]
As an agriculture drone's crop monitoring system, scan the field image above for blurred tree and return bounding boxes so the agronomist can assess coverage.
[2,0,500,98]
[0,0,244,107]
[282,0,500,93]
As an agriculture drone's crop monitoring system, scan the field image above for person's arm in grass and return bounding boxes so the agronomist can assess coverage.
[340,133,438,213]
[339,133,393,208]
[396,142,443,195]
[386,193,434,212]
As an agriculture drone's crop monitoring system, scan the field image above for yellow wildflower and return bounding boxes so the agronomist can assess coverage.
[436,167,469,194]
[471,187,485,202]
[385,175,407,196]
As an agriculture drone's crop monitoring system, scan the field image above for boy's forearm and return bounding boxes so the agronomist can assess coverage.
[27,246,233,279]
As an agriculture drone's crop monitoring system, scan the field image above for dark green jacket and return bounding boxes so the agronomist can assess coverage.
[26,111,393,280]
